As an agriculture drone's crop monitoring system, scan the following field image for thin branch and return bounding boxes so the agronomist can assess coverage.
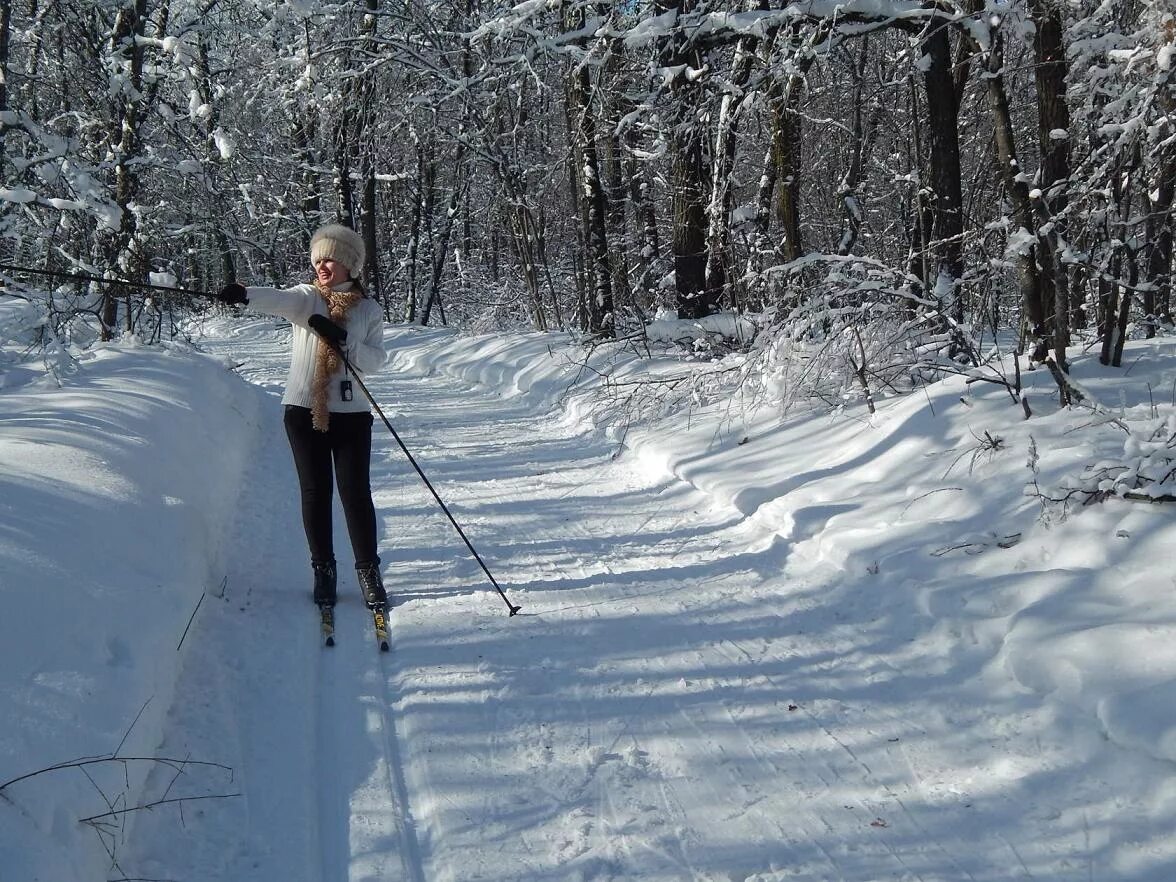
[1,757,233,794]
[79,792,242,825]
[114,697,153,757]
[176,591,205,651]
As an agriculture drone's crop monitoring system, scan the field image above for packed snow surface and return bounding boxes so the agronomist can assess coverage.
[2,316,1176,881]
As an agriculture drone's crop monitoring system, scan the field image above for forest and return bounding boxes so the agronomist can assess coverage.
[0,0,1173,407]
[5,5,1176,879]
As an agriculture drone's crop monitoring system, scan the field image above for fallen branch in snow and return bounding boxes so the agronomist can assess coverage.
[0,750,238,879]
[931,533,1022,557]
[900,486,963,519]
[175,590,206,651]
[1121,491,1176,503]
[78,791,242,826]
[0,755,234,796]
[1036,416,1176,516]
[176,577,231,650]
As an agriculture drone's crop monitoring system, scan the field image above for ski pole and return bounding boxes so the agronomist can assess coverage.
[334,344,522,617]
[0,262,207,297]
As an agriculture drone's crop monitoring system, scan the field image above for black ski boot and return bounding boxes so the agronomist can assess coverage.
[312,560,337,607]
[356,563,387,609]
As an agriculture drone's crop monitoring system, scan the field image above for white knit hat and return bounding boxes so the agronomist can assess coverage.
[310,224,365,277]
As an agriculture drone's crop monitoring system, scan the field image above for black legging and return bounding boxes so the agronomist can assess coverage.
[283,405,379,567]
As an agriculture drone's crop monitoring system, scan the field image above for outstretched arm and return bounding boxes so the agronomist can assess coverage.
[241,284,319,324]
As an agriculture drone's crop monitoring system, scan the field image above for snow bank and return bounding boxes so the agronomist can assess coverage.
[0,337,265,880]
[385,326,589,405]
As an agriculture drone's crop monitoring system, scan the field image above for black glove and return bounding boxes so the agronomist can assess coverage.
[212,282,247,305]
[308,313,347,349]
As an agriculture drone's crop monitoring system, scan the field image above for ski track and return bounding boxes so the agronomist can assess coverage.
[315,603,425,882]
[116,323,1097,880]
[230,326,428,882]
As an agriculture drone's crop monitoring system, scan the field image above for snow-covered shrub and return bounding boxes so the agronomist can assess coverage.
[1052,416,1176,508]
[0,296,45,348]
[644,308,760,358]
[741,255,982,415]
[0,291,76,385]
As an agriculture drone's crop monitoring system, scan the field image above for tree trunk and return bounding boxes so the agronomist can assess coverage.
[904,79,933,304]
[333,116,354,226]
[1102,247,1136,367]
[602,116,632,315]
[1032,0,1072,363]
[565,105,590,329]
[0,0,10,154]
[354,0,380,299]
[981,20,1078,400]
[601,33,633,316]
[1146,149,1175,327]
[1103,145,1144,367]
[422,147,466,327]
[404,142,425,323]
[672,135,709,319]
[194,34,235,285]
[411,145,435,324]
[359,163,380,296]
[705,2,767,311]
[510,203,547,330]
[982,30,1042,337]
[567,5,614,336]
[296,22,321,230]
[773,75,804,265]
[1144,76,1176,329]
[101,0,150,339]
[921,24,965,322]
[657,0,710,319]
[748,20,825,288]
[619,93,660,305]
[0,0,10,263]
[837,38,876,257]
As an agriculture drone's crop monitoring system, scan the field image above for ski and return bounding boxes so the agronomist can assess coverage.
[320,605,336,647]
[371,605,390,652]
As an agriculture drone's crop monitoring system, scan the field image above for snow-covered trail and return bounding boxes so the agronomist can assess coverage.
[122,322,1107,881]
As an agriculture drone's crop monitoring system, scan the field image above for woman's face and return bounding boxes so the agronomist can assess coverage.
[314,257,351,287]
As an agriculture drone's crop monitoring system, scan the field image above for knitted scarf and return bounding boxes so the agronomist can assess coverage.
[311,280,363,432]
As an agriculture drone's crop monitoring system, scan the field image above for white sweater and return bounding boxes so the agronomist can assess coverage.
[245,282,387,413]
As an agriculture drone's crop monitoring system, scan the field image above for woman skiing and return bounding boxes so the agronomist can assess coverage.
[211,223,388,612]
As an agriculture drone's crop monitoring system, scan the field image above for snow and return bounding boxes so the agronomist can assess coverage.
[1161,42,1175,72]
[3,313,1176,879]
[0,187,37,203]
[731,203,758,225]
[646,311,757,346]
[0,337,257,880]
[1005,225,1038,257]
[212,127,235,160]
[45,197,86,210]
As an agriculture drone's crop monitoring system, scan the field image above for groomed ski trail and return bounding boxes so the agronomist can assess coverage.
[119,321,427,882]
[317,607,424,882]
[119,321,1102,881]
